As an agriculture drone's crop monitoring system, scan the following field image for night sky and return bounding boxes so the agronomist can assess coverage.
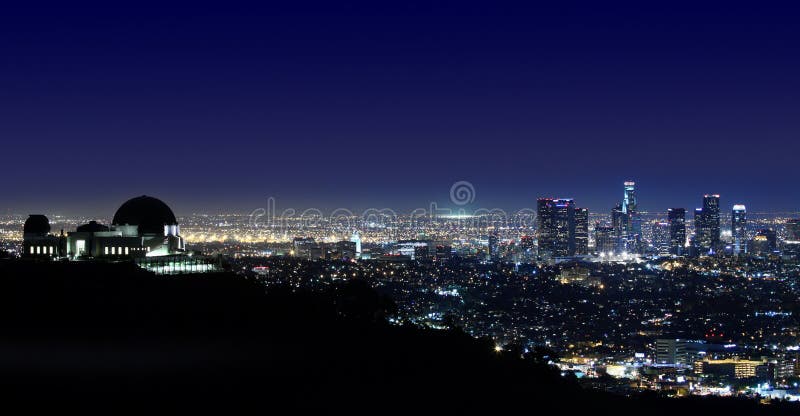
[3,2,800,216]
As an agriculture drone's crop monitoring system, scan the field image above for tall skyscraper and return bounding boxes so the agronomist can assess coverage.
[537,198,576,260]
[623,181,637,215]
[611,202,628,253]
[694,194,721,254]
[692,208,703,254]
[594,225,615,254]
[612,181,641,254]
[624,181,642,251]
[731,204,747,255]
[705,194,721,250]
[751,229,777,256]
[667,208,686,255]
[652,222,671,256]
[574,208,589,255]
[350,230,362,258]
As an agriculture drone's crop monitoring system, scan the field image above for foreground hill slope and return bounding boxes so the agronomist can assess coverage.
[0,260,791,414]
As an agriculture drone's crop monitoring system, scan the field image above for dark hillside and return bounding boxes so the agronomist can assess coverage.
[0,260,790,414]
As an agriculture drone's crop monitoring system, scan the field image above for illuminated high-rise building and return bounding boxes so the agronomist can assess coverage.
[624,181,642,250]
[667,208,686,255]
[350,230,362,258]
[694,194,721,254]
[594,225,615,254]
[692,208,703,254]
[731,204,747,255]
[612,181,642,254]
[574,208,589,255]
[623,181,637,215]
[611,203,628,253]
[537,198,575,260]
[751,229,777,256]
[651,222,671,256]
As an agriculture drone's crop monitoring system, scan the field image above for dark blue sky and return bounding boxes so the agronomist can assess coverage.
[3,2,800,216]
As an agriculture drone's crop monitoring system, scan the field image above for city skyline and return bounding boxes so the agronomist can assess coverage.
[5,180,798,219]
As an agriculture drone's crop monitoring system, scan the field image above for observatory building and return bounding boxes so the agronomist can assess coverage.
[22,215,62,258]
[23,196,217,275]
[66,195,184,258]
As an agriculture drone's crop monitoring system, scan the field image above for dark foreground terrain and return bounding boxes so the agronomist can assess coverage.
[0,259,793,414]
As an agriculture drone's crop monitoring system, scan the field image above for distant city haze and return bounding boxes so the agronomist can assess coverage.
[3,3,800,214]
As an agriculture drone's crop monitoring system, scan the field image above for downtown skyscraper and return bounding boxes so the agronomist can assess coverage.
[667,208,687,255]
[574,208,589,255]
[694,194,721,254]
[623,181,637,216]
[537,198,576,261]
[623,181,641,251]
[651,221,671,256]
[594,225,615,254]
[612,202,627,253]
[611,181,641,254]
[732,204,747,255]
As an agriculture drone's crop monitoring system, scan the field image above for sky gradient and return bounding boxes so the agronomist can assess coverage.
[3,2,800,216]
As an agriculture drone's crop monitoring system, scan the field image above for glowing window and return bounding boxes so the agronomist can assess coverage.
[125,247,129,255]
[30,246,34,254]
[105,247,109,255]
